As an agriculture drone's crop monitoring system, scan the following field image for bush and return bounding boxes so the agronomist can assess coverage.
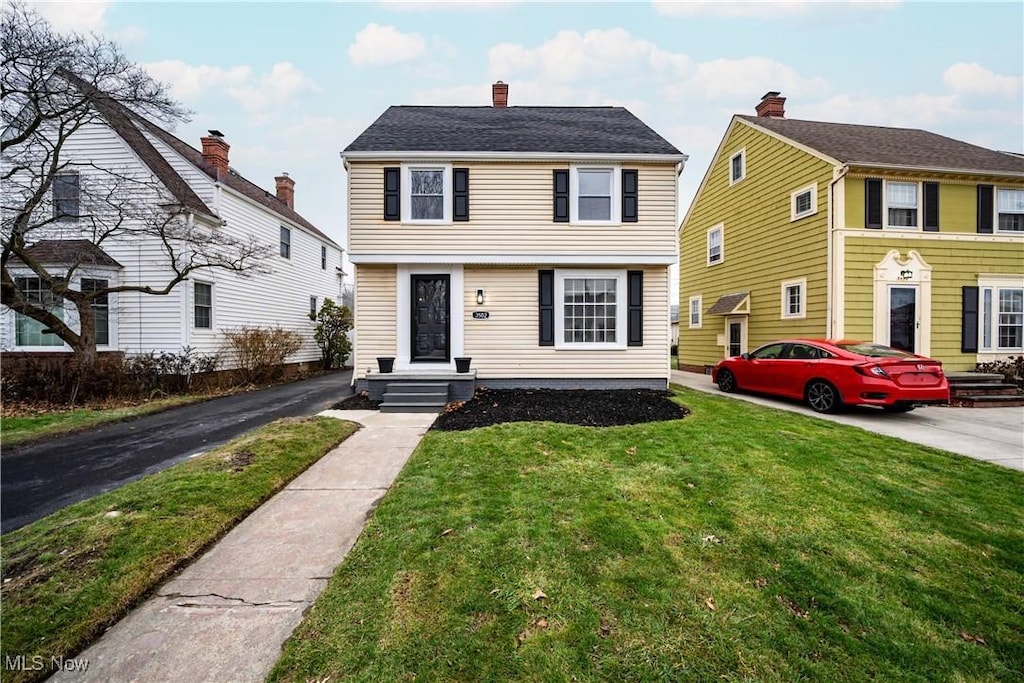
[975,355,1024,392]
[221,326,303,384]
[313,299,353,370]
[124,346,220,395]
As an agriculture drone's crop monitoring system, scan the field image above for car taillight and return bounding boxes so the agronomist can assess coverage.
[854,364,889,378]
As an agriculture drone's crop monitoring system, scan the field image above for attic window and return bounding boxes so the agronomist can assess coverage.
[53,172,80,220]
[729,150,745,185]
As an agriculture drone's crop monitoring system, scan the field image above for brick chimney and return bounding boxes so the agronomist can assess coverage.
[755,91,786,118]
[200,130,230,177]
[275,172,295,209]
[492,80,508,108]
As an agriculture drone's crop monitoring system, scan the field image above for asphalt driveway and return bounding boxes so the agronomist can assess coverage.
[672,369,1024,471]
[1,370,354,532]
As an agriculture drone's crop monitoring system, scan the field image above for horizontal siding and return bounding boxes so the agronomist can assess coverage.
[843,236,1023,370]
[679,121,831,368]
[348,161,677,257]
[353,265,397,377]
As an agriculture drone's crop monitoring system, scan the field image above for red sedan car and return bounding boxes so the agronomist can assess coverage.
[711,339,950,413]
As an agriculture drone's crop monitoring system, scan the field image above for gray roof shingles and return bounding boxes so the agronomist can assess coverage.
[18,240,123,268]
[345,106,683,156]
[739,115,1024,175]
[707,292,749,315]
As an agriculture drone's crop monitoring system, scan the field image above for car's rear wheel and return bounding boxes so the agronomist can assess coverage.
[805,380,841,413]
[717,369,737,393]
[883,404,915,413]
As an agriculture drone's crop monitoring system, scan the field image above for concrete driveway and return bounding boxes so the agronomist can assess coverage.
[671,370,1024,471]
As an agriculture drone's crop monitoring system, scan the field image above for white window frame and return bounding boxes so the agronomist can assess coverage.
[321,244,328,270]
[12,275,66,349]
[279,225,292,259]
[995,187,1024,234]
[688,295,702,329]
[978,276,1024,353]
[780,277,807,320]
[81,277,113,348]
[570,165,621,225]
[729,149,746,186]
[706,223,724,266]
[402,162,452,224]
[554,269,627,351]
[193,281,214,331]
[790,183,818,221]
[885,180,920,230]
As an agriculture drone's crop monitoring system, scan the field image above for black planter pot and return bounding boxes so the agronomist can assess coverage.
[455,357,472,373]
[376,357,395,373]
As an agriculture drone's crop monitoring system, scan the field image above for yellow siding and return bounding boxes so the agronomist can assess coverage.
[353,265,396,376]
[462,266,669,380]
[843,236,1024,370]
[678,120,832,368]
[348,161,677,257]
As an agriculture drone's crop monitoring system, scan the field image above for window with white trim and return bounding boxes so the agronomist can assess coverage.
[194,282,213,330]
[81,278,110,345]
[707,224,724,266]
[997,188,1024,232]
[555,270,626,349]
[53,172,80,221]
[402,164,452,223]
[310,296,317,317]
[981,285,1023,351]
[280,226,291,258]
[14,276,64,347]
[790,183,817,221]
[570,166,620,223]
[321,245,328,270]
[688,295,702,329]
[886,181,918,228]
[780,277,806,319]
[729,149,745,185]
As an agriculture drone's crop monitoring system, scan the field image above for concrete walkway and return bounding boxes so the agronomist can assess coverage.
[54,410,436,683]
[672,369,1024,471]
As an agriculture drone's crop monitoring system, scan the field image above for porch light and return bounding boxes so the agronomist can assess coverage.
[476,289,485,305]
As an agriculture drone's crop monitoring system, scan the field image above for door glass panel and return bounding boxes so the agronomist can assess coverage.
[728,322,743,357]
[412,276,449,361]
[889,286,917,352]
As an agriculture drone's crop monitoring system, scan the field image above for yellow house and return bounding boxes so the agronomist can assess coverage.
[343,82,687,409]
[680,92,1024,373]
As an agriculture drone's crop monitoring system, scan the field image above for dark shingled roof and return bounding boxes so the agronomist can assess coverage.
[345,106,683,156]
[738,115,1024,174]
[19,240,122,268]
[62,72,338,248]
[707,292,750,315]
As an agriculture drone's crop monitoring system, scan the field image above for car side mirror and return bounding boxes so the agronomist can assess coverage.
[741,353,750,360]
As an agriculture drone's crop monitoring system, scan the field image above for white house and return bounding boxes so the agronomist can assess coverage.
[1,76,344,368]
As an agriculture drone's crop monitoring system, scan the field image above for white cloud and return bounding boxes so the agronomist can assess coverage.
[29,0,110,32]
[228,62,320,110]
[348,23,426,66]
[943,63,1022,98]
[144,60,252,101]
[678,56,829,101]
[797,92,963,129]
[652,0,899,18]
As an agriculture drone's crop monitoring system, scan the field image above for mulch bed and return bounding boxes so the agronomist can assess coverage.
[332,393,382,410]
[431,388,689,431]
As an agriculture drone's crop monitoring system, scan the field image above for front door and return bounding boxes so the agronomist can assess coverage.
[888,285,918,353]
[727,320,744,357]
[411,275,450,362]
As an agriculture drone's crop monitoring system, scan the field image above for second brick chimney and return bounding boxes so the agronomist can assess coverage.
[755,91,786,118]
[200,130,230,178]
[492,80,508,108]
[275,173,295,209]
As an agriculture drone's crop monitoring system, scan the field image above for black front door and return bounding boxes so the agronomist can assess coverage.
[411,275,450,362]
[889,286,917,353]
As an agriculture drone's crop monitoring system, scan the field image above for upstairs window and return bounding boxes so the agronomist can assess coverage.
[53,172,80,220]
[729,149,745,185]
[887,182,918,228]
[14,276,64,347]
[280,226,291,259]
[576,168,612,221]
[790,183,817,221]
[997,188,1024,232]
[707,224,724,265]
[321,245,328,270]
[401,164,452,223]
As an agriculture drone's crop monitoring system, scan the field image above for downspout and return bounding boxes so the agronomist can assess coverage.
[826,164,849,339]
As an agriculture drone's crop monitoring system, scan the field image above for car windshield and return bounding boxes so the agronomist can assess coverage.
[836,342,915,358]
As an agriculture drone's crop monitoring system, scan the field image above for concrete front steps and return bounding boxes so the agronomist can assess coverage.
[947,372,1024,408]
[381,382,450,413]
[365,370,477,414]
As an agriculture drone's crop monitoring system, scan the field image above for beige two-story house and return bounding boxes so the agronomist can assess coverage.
[343,82,687,407]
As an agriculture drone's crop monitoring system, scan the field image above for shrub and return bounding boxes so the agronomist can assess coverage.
[124,347,220,396]
[975,355,1024,392]
[313,299,353,370]
[221,326,303,384]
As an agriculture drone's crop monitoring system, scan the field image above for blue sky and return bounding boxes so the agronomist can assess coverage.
[31,0,1024,284]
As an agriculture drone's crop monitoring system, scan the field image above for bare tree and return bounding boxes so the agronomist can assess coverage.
[1,2,270,370]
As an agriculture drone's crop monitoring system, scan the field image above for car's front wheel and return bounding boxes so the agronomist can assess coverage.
[805,380,841,413]
[716,369,737,393]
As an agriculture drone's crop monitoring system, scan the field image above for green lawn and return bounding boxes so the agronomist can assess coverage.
[0,416,358,683]
[272,388,1024,682]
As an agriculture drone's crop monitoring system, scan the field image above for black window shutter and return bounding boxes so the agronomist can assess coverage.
[453,168,469,221]
[627,270,643,347]
[539,270,555,346]
[962,286,979,353]
[923,182,939,231]
[384,167,400,221]
[865,178,883,229]
[553,170,569,222]
[622,169,639,223]
[977,185,994,233]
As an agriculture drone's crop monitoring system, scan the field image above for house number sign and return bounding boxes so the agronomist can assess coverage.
[472,311,490,320]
